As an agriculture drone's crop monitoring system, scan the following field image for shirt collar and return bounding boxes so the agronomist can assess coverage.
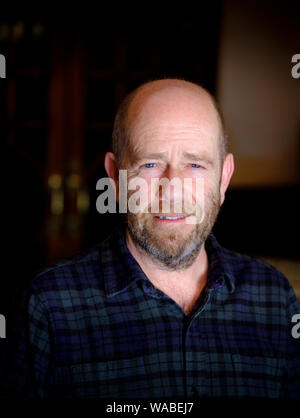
[204,232,236,294]
[101,221,236,298]
[101,222,148,297]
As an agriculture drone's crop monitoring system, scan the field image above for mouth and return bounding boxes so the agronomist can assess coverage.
[153,214,192,224]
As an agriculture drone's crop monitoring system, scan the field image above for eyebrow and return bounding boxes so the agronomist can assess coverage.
[139,152,167,160]
[182,152,214,166]
[133,151,214,166]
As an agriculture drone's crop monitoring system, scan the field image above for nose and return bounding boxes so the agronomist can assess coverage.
[163,164,181,181]
[159,165,184,207]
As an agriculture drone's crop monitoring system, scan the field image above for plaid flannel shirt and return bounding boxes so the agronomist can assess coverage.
[1,221,300,398]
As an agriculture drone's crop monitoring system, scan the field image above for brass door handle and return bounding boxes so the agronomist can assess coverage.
[48,174,64,216]
[65,173,89,215]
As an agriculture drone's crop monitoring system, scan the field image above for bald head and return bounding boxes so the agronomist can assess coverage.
[112,78,227,168]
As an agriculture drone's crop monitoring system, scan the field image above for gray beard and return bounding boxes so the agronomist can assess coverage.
[124,190,221,271]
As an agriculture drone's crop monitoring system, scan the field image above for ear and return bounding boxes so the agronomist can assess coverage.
[104,152,120,201]
[220,153,234,205]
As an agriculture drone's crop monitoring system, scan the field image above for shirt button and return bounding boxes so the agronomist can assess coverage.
[142,282,155,295]
[192,385,199,398]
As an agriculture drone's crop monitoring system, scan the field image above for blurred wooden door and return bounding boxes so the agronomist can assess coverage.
[1,10,221,266]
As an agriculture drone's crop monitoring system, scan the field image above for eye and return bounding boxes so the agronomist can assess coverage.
[143,163,157,168]
[191,163,203,168]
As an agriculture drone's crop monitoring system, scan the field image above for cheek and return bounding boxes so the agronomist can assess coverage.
[192,177,220,208]
[145,176,211,206]
[138,167,163,179]
[125,171,151,212]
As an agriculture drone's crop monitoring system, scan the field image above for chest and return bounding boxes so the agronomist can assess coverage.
[51,290,285,398]
[148,278,207,314]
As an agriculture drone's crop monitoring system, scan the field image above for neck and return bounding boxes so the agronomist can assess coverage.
[125,228,209,315]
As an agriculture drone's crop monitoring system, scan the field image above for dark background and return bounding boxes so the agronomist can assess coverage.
[1,2,300,315]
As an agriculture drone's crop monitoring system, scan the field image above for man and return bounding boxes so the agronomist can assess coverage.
[1,78,300,398]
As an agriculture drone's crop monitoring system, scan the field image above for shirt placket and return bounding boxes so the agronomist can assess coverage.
[183,287,214,398]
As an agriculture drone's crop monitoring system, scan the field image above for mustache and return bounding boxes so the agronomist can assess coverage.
[144,199,201,215]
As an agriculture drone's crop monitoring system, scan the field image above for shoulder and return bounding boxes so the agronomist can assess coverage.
[28,243,106,306]
[209,234,291,288]
[225,245,288,279]
[224,244,289,283]
[221,244,298,306]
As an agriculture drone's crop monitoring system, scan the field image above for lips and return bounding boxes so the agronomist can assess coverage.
[156,215,185,220]
[153,214,192,223]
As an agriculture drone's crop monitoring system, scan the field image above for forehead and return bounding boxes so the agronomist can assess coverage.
[127,87,220,155]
